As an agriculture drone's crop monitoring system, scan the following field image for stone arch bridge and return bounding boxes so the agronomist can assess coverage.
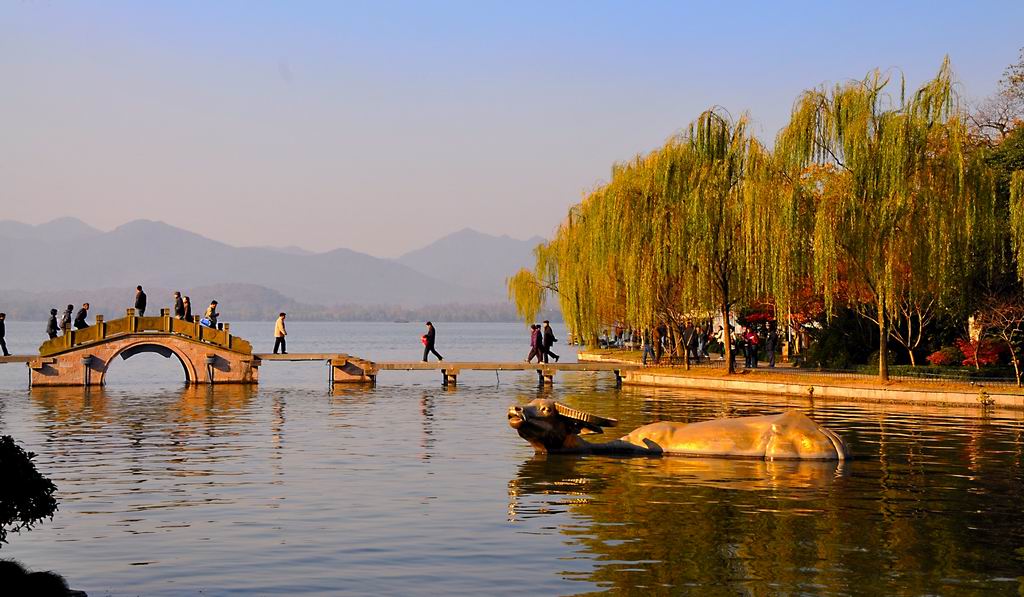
[29,309,259,387]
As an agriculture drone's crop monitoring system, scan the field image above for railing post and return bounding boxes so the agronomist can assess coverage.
[127,308,137,333]
[96,315,105,340]
[161,308,171,332]
[224,324,232,350]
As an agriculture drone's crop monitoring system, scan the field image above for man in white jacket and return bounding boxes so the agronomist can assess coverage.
[273,312,287,354]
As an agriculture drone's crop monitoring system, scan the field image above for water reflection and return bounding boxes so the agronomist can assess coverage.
[505,397,1024,595]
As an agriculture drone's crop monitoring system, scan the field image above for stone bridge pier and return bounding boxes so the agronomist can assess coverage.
[30,334,259,387]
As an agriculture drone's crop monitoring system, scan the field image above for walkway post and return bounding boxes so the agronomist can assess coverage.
[81,355,92,386]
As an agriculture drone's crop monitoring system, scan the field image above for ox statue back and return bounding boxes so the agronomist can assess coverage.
[508,399,849,460]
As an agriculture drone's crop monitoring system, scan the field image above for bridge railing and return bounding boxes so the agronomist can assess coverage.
[39,308,253,357]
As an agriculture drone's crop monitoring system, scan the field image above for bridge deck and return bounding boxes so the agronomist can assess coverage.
[255,353,348,361]
[374,361,631,372]
[0,355,36,364]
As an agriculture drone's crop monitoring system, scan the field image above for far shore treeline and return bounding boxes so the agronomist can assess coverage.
[509,55,1024,382]
[0,284,560,323]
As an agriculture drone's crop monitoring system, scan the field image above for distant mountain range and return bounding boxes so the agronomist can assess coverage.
[396,227,544,297]
[0,218,554,321]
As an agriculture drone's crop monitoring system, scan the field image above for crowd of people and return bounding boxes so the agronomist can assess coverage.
[599,320,781,368]
[0,286,229,346]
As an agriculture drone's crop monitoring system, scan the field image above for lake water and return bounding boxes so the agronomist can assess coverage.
[2,321,1024,595]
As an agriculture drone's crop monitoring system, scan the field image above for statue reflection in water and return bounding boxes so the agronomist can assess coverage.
[507,453,846,591]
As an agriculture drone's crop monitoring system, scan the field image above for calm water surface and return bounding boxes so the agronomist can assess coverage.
[1,322,1024,595]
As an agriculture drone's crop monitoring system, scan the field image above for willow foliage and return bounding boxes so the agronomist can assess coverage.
[776,58,996,380]
[1011,171,1024,280]
[511,109,797,368]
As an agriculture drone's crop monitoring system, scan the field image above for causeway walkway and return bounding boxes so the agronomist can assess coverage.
[255,353,632,385]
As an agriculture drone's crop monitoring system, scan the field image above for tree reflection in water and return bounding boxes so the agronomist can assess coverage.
[508,441,1024,594]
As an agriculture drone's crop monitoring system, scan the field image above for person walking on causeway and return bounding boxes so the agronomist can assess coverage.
[542,320,560,363]
[526,324,541,363]
[183,296,193,322]
[134,285,147,317]
[422,321,443,362]
[273,313,287,354]
[60,305,73,336]
[74,303,90,330]
[0,313,8,356]
[46,309,59,340]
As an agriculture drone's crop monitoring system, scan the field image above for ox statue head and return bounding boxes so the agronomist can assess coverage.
[508,399,618,453]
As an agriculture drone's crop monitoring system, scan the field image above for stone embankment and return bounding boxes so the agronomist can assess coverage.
[577,350,1024,410]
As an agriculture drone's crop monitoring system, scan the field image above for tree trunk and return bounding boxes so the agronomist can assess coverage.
[907,348,916,367]
[722,304,734,375]
[878,298,889,382]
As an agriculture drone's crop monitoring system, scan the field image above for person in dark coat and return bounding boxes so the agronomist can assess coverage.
[74,303,90,329]
[0,312,8,356]
[655,324,667,363]
[173,291,185,319]
[421,321,443,362]
[134,285,147,317]
[765,324,779,368]
[46,309,59,340]
[641,328,655,365]
[183,296,193,322]
[526,324,542,363]
[542,320,560,363]
[60,304,73,336]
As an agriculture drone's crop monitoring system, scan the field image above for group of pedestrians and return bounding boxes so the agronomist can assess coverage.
[30,285,222,343]
[42,304,90,340]
[526,320,559,363]
[713,323,780,368]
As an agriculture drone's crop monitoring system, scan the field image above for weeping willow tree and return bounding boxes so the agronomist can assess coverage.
[1010,171,1024,278]
[510,109,798,373]
[777,58,996,381]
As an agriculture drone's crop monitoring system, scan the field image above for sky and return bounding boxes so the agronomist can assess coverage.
[2,1,1022,257]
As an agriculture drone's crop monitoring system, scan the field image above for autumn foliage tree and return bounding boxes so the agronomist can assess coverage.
[777,58,996,381]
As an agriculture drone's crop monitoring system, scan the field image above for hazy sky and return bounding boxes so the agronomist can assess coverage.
[3,2,1022,257]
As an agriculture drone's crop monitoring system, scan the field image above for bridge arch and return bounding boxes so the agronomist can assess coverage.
[97,339,199,386]
[30,330,259,387]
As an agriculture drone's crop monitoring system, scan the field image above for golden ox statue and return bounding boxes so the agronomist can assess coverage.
[507,399,849,460]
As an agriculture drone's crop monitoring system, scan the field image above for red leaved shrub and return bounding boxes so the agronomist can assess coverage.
[954,338,1006,367]
[926,345,964,366]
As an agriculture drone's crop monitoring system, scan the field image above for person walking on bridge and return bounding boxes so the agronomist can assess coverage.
[134,285,147,317]
[421,321,443,362]
[173,291,185,319]
[60,304,73,336]
[74,303,90,330]
[203,300,219,328]
[0,313,8,356]
[526,324,541,363]
[183,296,193,322]
[273,313,288,354]
[542,320,560,363]
[46,309,59,340]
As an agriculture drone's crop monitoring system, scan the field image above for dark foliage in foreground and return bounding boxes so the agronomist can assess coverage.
[0,559,86,596]
[0,435,58,546]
